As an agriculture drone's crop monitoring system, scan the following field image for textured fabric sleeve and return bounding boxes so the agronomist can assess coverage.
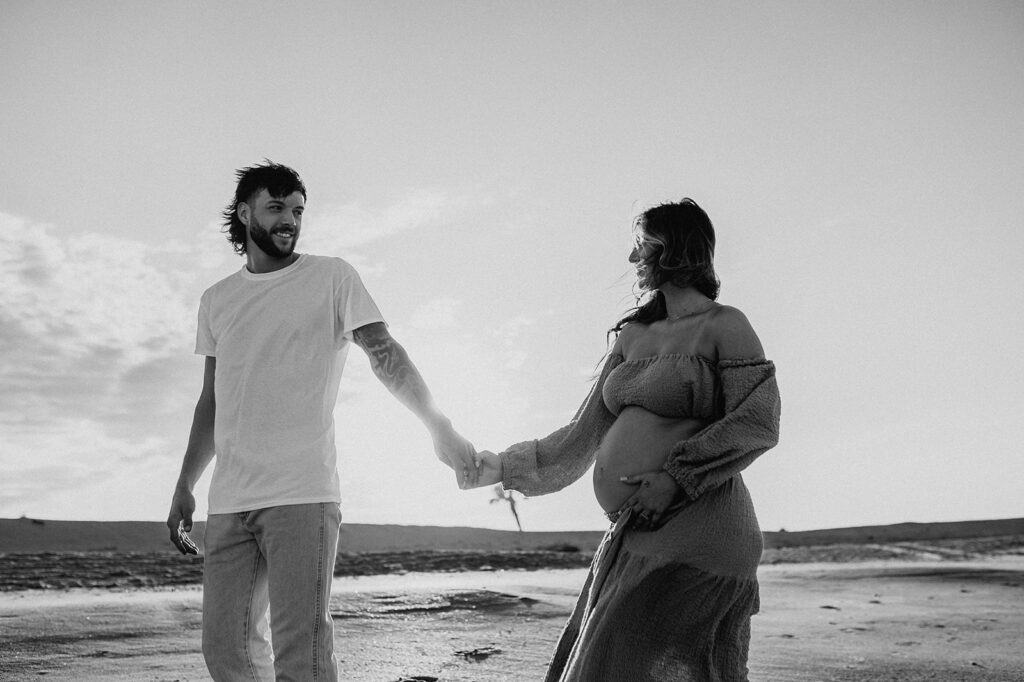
[194,291,216,357]
[336,261,386,339]
[500,353,623,497]
[664,358,780,500]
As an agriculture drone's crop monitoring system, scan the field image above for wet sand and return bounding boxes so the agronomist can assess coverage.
[2,557,1023,681]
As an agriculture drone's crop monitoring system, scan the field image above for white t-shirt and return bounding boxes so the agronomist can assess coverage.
[195,254,384,513]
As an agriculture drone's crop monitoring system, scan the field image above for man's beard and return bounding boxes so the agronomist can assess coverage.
[249,218,298,259]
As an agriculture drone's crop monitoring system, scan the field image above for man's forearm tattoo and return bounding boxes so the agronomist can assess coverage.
[354,325,438,420]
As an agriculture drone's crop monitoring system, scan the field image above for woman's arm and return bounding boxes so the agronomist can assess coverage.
[712,305,765,360]
[495,345,624,497]
[662,307,780,499]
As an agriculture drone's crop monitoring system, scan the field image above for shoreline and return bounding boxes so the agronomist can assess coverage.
[2,558,1023,681]
[2,533,1022,592]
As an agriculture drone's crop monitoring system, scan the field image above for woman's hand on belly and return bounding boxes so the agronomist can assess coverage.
[593,407,704,515]
[618,470,682,529]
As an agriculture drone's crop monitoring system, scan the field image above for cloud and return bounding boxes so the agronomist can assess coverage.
[0,412,173,517]
[410,298,462,329]
[301,188,481,257]
[0,214,195,362]
[0,193,531,521]
[0,212,208,516]
[494,315,535,371]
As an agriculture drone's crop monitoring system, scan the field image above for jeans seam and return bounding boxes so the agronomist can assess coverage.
[244,528,261,682]
[312,503,326,680]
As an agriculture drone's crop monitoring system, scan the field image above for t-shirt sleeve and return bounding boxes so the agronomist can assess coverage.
[194,291,217,356]
[337,268,386,339]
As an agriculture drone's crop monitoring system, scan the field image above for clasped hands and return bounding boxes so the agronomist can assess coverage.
[428,423,504,490]
[433,424,681,529]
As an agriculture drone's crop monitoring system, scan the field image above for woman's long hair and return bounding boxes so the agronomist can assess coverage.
[608,198,720,342]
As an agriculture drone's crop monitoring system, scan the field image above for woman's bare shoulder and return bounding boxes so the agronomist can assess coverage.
[610,324,632,355]
[709,304,765,360]
[611,321,645,357]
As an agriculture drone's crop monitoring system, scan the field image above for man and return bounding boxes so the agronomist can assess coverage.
[166,161,477,681]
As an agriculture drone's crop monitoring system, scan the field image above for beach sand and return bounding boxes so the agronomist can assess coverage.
[2,557,1023,681]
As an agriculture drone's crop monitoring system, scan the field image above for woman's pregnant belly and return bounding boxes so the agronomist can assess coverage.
[593,407,707,513]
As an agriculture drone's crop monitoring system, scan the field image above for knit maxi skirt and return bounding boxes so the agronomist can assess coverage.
[545,475,763,682]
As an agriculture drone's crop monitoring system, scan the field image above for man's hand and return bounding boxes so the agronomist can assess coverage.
[431,422,479,488]
[167,485,199,555]
[464,450,503,489]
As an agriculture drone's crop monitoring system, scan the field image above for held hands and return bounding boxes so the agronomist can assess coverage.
[618,470,681,530]
[427,420,503,491]
[431,421,480,489]
[166,484,200,556]
[466,450,503,489]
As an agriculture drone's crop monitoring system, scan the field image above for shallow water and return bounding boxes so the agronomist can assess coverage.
[332,566,587,596]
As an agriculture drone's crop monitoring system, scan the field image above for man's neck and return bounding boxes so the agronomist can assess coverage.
[246,251,299,274]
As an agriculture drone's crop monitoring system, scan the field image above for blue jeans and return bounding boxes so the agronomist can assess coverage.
[202,503,342,682]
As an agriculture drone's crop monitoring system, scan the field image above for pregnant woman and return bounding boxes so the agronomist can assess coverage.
[474,198,781,681]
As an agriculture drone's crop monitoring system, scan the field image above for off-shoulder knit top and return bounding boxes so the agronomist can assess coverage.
[500,354,780,501]
[602,353,720,420]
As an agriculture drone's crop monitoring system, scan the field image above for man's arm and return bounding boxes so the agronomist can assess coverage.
[166,355,217,554]
[352,322,478,487]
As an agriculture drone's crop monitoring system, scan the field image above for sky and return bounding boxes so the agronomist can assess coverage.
[1,1,1022,533]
